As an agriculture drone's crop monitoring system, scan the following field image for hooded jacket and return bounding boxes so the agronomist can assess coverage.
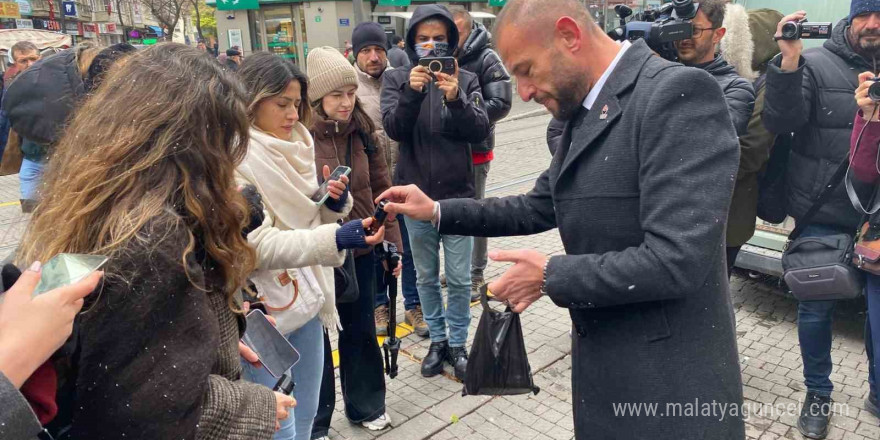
[456,22,512,160]
[763,19,864,231]
[3,49,85,162]
[698,55,755,137]
[381,5,490,200]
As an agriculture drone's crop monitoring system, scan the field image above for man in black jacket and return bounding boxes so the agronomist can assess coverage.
[449,6,513,296]
[381,4,490,381]
[763,4,880,438]
[378,0,744,438]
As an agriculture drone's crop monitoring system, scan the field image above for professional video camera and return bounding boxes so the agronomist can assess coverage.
[606,0,699,61]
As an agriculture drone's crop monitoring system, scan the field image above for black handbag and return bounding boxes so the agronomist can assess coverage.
[333,136,360,304]
[781,158,864,301]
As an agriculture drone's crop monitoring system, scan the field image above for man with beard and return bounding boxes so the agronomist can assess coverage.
[376,0,744,438]
[763,3,880,438]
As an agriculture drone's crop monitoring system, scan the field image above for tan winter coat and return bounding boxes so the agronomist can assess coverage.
[355,63,399,176]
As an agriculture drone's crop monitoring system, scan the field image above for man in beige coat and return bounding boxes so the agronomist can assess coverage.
[351,22,429,338]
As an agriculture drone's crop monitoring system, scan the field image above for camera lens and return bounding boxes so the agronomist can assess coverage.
[869,80,880,103]
[671,0,697,19]
[781,21,800,40]
[428,60,442,73]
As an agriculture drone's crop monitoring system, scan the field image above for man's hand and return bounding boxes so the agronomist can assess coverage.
[856,71,880,121]
[775,11,806,72]
[436,62,460,102]
[409,65,433,93]
[375,185,436,221]
[486,250,547,314]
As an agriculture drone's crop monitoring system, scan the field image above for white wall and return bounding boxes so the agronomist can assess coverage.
[216,10,252,55]
[303,1,342,51]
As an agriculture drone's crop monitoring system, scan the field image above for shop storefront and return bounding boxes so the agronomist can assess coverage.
[98,21,121,44]
[247,3,308,64]
[63,20,82,43]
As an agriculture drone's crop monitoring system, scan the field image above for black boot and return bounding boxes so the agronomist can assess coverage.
[449,346,468,381]
[421,340,448,377]
[798,392,833,439]
[866,391,880,420]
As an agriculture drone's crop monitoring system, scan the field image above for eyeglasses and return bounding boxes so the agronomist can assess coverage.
[691,27,718,38]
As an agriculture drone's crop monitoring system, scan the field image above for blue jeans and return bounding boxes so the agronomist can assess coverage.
[866,274,880,398]
[241,316,324,440]
[796,224,866,396]
[375,213,420,311]
[19,158,44,201]
[404,216,473,347]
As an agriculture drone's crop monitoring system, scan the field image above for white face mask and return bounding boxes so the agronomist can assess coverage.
[415,40,450,58]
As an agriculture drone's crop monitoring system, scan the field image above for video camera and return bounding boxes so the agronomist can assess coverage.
[606,0,699,62]
[778,20,832,40]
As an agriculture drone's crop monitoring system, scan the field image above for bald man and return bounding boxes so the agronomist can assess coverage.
[376,0,745,438]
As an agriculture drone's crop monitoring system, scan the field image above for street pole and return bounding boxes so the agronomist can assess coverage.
[352,0,365,25]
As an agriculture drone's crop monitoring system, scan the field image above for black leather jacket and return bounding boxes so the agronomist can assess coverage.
[456,22,512,154]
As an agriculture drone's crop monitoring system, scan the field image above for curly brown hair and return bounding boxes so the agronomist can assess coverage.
[17,43,256,304]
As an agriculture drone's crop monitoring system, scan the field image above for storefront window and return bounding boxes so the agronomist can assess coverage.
[249,9,263,51]
[263,5,297,61]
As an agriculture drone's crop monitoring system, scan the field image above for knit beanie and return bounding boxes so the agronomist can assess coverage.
[306,46,359,103]
[352,22,388,58]
[851,0,880,22]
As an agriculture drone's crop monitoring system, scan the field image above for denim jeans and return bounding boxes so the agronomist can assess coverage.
[375,213,420,311]
[240,316,325,440]
[19,158,44,201]
[471,162,490,278]
[797,224,861,396]
[866,274,880,398]
[404,216,473,347]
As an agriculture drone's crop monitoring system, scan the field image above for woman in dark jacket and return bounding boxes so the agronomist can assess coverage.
[15,43,293,439]
[305,46,403,437]
[849,71,880,419]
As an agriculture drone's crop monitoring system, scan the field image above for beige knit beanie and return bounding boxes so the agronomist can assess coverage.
[306,46,359,103]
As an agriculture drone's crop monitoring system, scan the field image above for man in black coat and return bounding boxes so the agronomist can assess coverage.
[381,4,490,381]
[377,0,744,438]
[763,4,880,438]
[449,6,513,294]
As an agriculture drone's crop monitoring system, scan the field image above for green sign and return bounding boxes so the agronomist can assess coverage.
[143,38,158,45]
[216,0,258,11]
[489,0,507,6]
[378,0,410,6]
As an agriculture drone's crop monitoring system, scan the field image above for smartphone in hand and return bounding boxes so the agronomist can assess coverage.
[311,165,352,205]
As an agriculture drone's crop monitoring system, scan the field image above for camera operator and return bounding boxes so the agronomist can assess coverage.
[762,2,880,438]
[381,4,489,381]
[674,0,755,137]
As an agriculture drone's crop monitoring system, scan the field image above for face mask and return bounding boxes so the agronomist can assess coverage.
[415,40,450,58]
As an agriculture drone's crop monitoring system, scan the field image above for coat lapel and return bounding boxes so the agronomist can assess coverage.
[556,40,654,184]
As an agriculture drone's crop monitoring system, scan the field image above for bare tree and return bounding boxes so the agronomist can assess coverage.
[189,0,202,41]
[115,0,128,42]
[142,0,189,41]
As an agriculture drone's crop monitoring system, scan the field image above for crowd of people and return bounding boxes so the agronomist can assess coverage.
[2,0,880,439]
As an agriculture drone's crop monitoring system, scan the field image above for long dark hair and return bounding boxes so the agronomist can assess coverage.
[19,43,256,305]
[237,52,312,128]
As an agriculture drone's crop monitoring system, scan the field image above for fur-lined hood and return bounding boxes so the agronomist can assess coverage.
[720,5,783,81]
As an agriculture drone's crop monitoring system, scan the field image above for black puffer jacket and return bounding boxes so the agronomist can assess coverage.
[3,49,84,159]
[700,55,755,136]
[763,19,863,230]
[381,5,490,200]
[456,22,512,154]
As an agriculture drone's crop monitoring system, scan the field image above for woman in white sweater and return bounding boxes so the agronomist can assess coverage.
[236,52,385,440]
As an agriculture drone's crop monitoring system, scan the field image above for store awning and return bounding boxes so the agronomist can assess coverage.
[147,25,164,36]
[372,11,496,21]
[0,29,70,53]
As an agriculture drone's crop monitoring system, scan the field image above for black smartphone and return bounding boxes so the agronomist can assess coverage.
[418,56,456,77]
[311,165,351,205]
[242,310,300,378]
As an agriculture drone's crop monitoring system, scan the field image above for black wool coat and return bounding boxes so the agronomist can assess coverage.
[439,40,745,439]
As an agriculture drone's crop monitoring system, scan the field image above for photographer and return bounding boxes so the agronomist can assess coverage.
[762,3,880,438]
[381,4,489,381]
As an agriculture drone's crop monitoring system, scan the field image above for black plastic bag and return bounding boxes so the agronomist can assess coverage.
[462,285,540,396]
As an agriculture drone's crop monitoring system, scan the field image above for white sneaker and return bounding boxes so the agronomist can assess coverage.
[313,437,330,440]
[361,412,392,431]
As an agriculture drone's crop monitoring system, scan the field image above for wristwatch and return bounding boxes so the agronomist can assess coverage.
[539,258,550,296]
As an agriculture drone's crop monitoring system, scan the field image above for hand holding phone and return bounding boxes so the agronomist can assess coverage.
[242,310,300,378]
[312,165,351,205]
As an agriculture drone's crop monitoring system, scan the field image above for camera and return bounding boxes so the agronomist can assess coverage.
[418,56,456,77]
[375,240,401,271]
[607,0,699,61]
[367,199,390,236]
[779,20,832,40]
[869,77,880,103]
